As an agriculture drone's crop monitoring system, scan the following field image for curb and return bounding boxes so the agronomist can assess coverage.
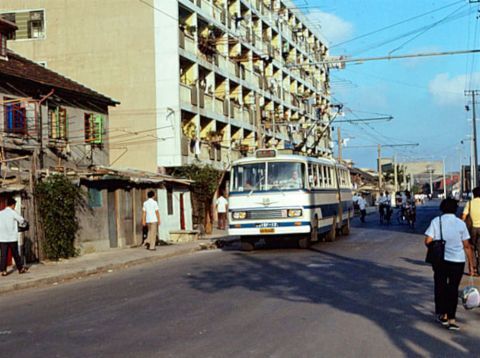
[0,243,208,295]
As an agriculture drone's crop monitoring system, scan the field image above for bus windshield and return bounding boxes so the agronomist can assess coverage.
[231,161,305,192]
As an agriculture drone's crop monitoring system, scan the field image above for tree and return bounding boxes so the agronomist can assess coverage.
[172,164,223,233]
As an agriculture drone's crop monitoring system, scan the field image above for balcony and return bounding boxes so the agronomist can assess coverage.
[204,93,213,111]
[231,103,242,121]
[214,97,229,117]
[197,0,212,15]
[180,83,198,106]
[213,5,226,25]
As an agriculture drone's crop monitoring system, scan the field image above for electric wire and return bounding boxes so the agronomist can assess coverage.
[388,3,467,55]
[330,0,464,49]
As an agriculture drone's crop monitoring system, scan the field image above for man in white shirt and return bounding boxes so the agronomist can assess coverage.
[358,193,367,223]
[0,198,28,275]
[216,193,228,230]
[142,191,160,251]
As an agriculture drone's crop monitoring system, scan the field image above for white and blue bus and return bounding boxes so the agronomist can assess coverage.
[228,149,353,250]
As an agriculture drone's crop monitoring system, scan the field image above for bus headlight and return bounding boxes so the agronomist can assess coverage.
[288,209,303,217]
[232,211,247,220]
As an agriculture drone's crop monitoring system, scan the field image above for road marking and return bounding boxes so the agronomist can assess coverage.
[307,263,334,268]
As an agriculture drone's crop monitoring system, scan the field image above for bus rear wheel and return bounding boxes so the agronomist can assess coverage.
[341,219,350,236]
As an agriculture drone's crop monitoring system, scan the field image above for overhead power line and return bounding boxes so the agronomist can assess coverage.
[334,116,393,123]
[330,0,464,49]
[289,48,480,68]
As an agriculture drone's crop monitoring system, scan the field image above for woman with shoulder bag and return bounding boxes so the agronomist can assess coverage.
[424,198,474,331]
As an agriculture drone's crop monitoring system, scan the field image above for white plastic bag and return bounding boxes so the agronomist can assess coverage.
[461,286,480,310]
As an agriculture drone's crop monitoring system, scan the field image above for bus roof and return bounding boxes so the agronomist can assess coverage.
[231,154,345,168]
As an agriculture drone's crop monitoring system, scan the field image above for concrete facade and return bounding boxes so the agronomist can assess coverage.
[1,0,334,173]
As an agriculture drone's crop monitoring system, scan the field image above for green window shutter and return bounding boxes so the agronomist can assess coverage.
[93,115,104,144]
[88,188,103,208]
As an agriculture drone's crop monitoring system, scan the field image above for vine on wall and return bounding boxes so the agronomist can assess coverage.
[34,175,85,260]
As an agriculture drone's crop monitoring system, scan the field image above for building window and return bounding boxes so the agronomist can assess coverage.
[88,188,103,208]
[3,97,26,135]
[167,187,174,215]
[48,106,67,140]
[84,113,105,145]
[1,10,45,40]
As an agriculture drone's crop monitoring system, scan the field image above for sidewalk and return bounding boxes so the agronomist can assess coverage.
[0,235,228,295]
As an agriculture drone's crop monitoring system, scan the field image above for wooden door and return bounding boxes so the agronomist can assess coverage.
[107,190,118,248]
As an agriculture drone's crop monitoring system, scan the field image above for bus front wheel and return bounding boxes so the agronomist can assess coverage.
[298,237,311,249]
[240,238,255,251]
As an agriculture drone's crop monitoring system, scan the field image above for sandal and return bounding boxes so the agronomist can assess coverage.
[18,267,28,274]
[1,271,7,277]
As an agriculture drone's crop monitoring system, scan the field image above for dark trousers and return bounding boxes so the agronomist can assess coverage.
[433,260,464,319]
[218,213,227,230]
[471,227,480,269]
[0,242,23,272]
[360,209,366,223]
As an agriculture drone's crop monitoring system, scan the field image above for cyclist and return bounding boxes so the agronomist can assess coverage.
[377,191,392,224]
[462,186,480,276]
[404,190,416,226]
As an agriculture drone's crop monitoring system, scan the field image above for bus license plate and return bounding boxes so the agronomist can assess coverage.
[260,228,275,233]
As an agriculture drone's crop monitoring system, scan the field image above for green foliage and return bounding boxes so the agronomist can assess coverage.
[172,164,223,226]
[34,175,84,260]
[173,164,222,200]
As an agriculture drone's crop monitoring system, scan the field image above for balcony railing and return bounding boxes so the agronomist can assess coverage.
[180,83,192,104]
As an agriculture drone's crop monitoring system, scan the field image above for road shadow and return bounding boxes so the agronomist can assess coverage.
[187,247,479,356]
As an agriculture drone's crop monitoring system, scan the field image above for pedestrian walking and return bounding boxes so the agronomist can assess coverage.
[0,198,28,276]
[424,198,474,331]
[358,193,367,223]
[142,191,160,251]
[462,186,480,276]
[216,192,228,230]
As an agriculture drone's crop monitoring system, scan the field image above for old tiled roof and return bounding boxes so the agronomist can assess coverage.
[0,49,119,106]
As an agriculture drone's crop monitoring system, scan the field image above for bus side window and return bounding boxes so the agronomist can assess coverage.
[308,163,315,189]
[326,166,331,187]
[314,165,320,189]
[320,165,326,188]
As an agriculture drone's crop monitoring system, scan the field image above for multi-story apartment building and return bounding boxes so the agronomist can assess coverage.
[0,0,333,173]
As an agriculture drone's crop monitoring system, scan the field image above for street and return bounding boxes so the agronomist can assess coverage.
[1,200,479,357]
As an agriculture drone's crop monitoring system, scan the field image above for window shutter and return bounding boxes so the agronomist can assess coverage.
[59,108,67,139]
[92,115,104,144]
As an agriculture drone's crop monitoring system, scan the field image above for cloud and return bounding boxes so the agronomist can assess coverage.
[399,46,441,69]
[428,73,480,106]
[304,10,354,45]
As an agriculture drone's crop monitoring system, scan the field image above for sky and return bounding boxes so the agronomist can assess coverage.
[293,0,480,172]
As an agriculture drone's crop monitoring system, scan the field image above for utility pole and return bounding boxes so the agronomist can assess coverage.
[337,127,342,161]
[443,157,447,198]
[393,154,397,193]
[378,144,382,190]
[255,93,262,149]
[465,90,479,189]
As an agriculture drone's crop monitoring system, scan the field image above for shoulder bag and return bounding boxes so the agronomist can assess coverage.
[18,220,29,233]
[425,216,445,266]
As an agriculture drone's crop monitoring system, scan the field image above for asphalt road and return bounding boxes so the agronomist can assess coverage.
[1,200,480,358]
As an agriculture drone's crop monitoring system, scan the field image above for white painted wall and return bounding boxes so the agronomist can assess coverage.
[157,187,193,240]
[154,0,182,167]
